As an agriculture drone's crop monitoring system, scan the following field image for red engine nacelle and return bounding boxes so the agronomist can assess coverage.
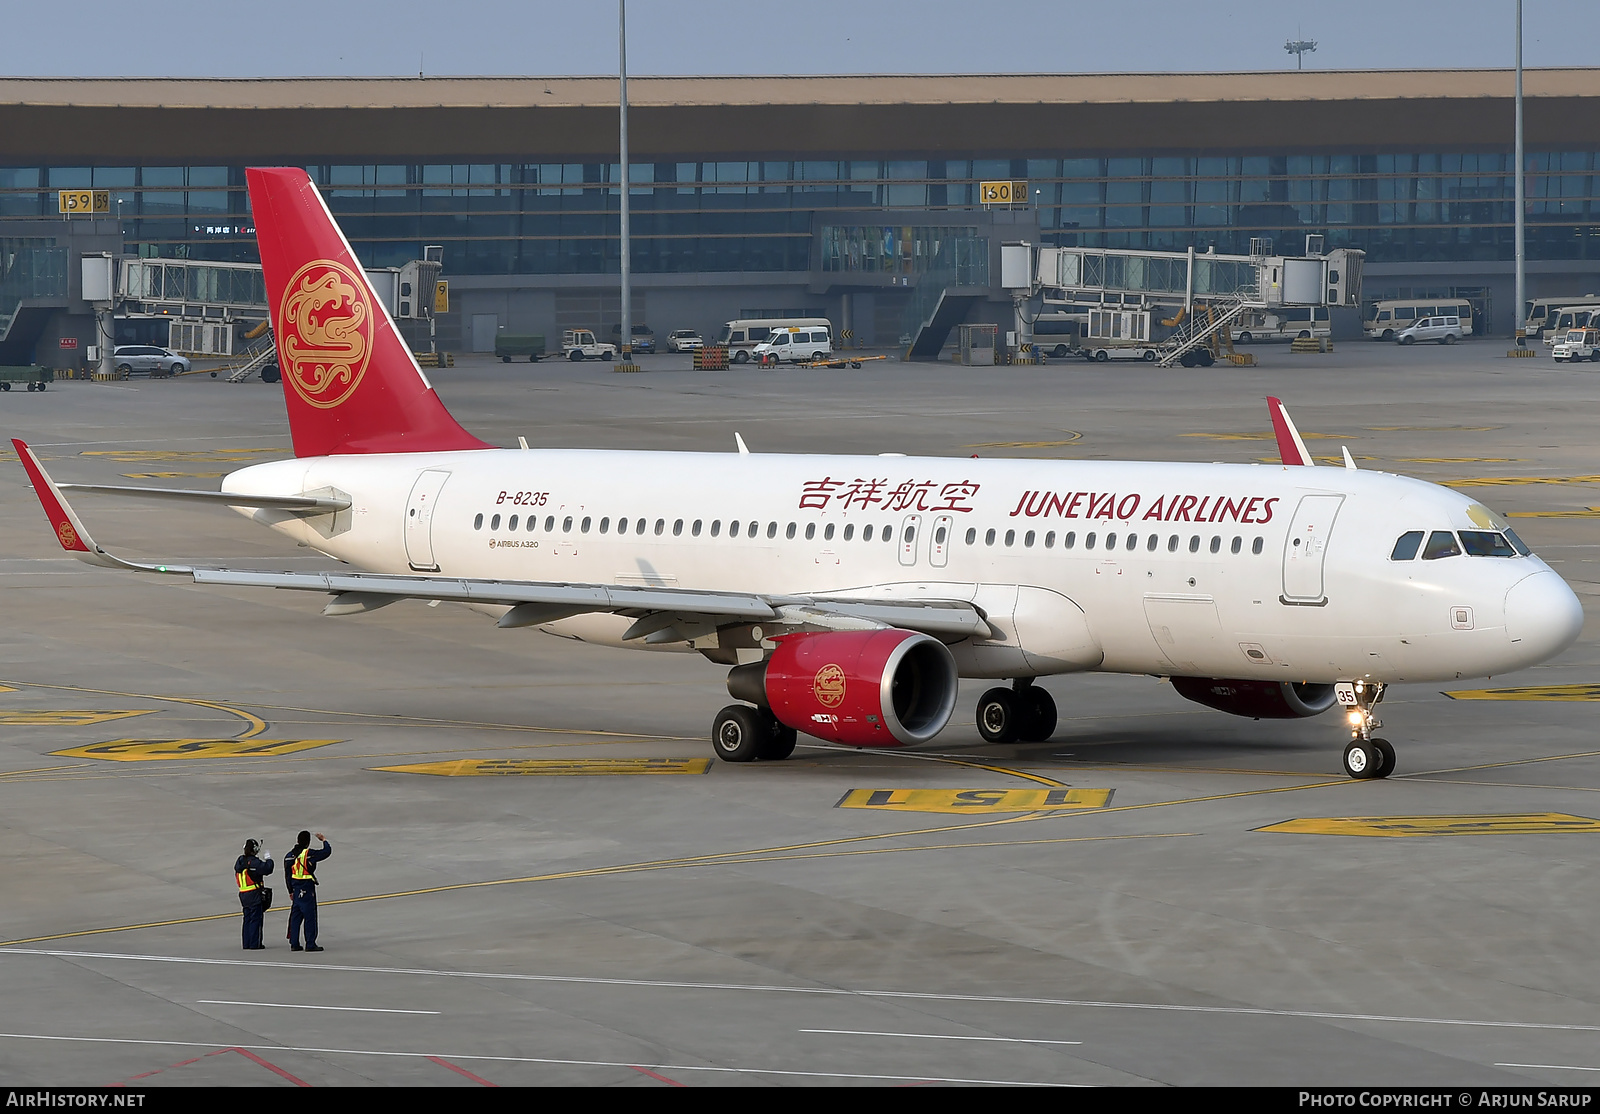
[1170,677,1338,719]
[727,629,959,747]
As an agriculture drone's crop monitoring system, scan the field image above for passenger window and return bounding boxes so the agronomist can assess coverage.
[491,514,501,530]
[935,526,947,544]
[1209,536,1221,554]
[1044,531,1055,548]
[508,515,519,531]
[966,528,977,545]
[1086,532,1097,550]
[1252,537,1263,555]
[599,517,610,534]
[766,522,777,539]
[843,524,854,541]
[805,523,816,540]
[786,523,796,539]
[1105,532,1117,549]
[905,526,914,543]
[673,519,684,536]
[692,520,702,536]
[1004,529,1015,546]
[654,519,665,536]
[1168,535,1178,552]
[729,520,739,537]
[1063,531,1075,549]
[1390,531,1424,560]
[1422,530,1462,560]
[1230,536,1241,554]
[563,516,573,533]
[474,513,483,530]
[544,516,555,532]
[825,523,835,540]
[1024,530,1035,547]
[711,520,722,537]
[527,516,536,532]
[749,521,759,538]
[1189,536,1200,553]
[1147,535,1158,552]
[581,516,591,533]
[1125,533,1137,552]
[985,528,996,546]
[883,526,893,542]
[1460,530,1517,557]
[863,524,874,541]
[617,517,629,534]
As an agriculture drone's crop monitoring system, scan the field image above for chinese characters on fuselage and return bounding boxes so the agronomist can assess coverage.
[799,478,980,513]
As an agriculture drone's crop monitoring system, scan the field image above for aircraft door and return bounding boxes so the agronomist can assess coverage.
[404,469,452,571]
[1281,494,1344,604]
[928,514,953,568]
[899,514,922,567]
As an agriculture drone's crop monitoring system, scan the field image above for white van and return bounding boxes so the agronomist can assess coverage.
[750,324,833,364]
[716,317,831,363]
[1394,314,1464,345]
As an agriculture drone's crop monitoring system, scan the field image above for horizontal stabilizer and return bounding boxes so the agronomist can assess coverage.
[59,484,351,512]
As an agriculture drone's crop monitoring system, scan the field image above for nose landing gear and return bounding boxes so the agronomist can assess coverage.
[1337,681,1394,779]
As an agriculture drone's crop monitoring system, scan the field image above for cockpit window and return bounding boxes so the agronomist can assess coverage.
[1390,531,1424,560]
[1504,529,1531,556]
[1459,530,1519,557]
[1421,530,1462,560]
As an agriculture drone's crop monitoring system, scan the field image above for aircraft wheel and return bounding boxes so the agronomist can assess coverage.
[1018,687,1057,743]
[1342,740,1381,780]
[1370,738,1397,779]
[976,687,1022,745]
[713,704,767,762]
[757,720,798,761]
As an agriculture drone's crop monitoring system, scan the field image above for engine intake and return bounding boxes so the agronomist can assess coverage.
[1170,677,1337,720]
[728,629,959,747]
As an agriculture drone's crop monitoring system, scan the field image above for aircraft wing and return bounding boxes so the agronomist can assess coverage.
[12,439,990,642]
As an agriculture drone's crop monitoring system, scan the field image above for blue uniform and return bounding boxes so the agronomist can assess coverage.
[287,840,331,948]
[233,853,274,950]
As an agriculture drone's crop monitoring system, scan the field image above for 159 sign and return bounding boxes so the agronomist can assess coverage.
[57,190,111,215]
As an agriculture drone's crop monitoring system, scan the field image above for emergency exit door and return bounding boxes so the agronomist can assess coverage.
[405,470,451,571]
[1281,494,1344,604]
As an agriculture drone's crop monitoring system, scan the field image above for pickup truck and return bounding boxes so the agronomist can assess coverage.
[562,329,618,362]
[494,333,546,362]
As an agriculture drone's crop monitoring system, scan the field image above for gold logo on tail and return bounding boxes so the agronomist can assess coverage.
[278,260,374,410]
[57,521,78,549]
[813,664,846,708]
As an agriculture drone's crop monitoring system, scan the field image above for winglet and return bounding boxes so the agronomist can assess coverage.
[734,432,750,455]
[12,439,116,566]
[1342,445,1358,471]
[1266,397,1314,467]
[10,439,183,572]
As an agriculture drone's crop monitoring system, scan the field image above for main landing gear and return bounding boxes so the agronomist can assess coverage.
[1338,681,1395,779]
[975,679,1058,744]
[712,704,798,763]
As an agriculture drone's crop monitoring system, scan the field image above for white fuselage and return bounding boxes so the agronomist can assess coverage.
[222,450,1582,685]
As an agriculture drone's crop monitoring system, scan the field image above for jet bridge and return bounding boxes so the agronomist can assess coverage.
[1021,238,1363,367]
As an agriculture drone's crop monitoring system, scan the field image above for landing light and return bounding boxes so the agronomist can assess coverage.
[1346,710,1365,726]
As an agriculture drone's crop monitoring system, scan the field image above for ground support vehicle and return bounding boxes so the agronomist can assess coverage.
[717,317,832,363]
[1551,328,1600,362]
[561,330,618,362]
[494,333,546,362]
[751,326,833,365]
[112,345,191,378]
[0,365,51,391]
[1081,343,1214,365]
[1395,315,1465,345]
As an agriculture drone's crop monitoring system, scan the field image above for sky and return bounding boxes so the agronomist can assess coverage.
[3,0,1592,78]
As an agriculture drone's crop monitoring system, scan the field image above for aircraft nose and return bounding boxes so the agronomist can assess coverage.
[1505,570,1585,662]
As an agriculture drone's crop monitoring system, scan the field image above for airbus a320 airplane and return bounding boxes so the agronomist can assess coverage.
[13,168,1585,779]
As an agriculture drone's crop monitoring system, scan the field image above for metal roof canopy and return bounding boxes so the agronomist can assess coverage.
[0,70,1594,162]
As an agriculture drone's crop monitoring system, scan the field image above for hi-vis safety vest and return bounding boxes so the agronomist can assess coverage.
[290,849,313,881]
[236,868,259,893]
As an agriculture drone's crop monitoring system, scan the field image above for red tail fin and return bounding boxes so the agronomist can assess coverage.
[247,168,490,457]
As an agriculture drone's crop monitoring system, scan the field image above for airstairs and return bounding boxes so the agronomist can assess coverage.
[1154,290,1255,367]
[226,334,277,382]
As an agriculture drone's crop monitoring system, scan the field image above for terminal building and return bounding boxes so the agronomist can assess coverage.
[2,70,1598,365]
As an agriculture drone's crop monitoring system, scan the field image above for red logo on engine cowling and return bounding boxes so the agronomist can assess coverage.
[813,664,846,708]
[278,259,373,410]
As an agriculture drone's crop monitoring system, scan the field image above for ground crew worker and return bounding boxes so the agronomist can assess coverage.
[233,839,274,950]
[285,830,331,952]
